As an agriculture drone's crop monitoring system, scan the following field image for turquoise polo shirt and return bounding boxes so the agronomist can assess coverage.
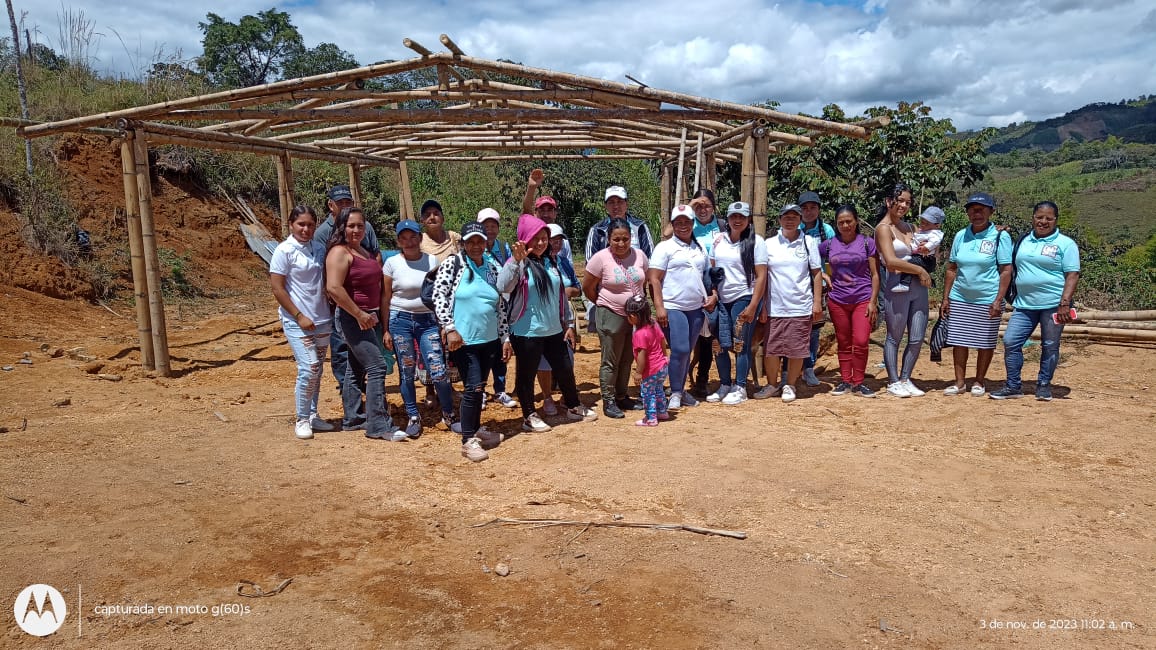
[948,223,1013,304]
[453,257,501,345]
[693,219,722,256]
[1012,229,1080,311]
[510,262,563,338]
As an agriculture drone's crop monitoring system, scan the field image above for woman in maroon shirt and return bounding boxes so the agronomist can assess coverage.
[325,207,403,441]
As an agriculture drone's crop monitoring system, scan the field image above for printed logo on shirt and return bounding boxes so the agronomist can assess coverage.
[979,240,996,255]
[794,245,807,259]
[1040,244,1059,259]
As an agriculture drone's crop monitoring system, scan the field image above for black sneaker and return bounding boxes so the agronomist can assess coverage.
[853,384,876,398]
[1035,385,1053,401]
[831,382,853,396]
[603,404,625,419]
[616,398,642,411]
[989,386,1025,400]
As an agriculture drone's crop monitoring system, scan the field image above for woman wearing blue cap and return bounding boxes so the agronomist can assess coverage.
[382,219,456,437]
[942,192,1013,396]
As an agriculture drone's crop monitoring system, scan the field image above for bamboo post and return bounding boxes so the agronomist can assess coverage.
[704,153,717,193]
[674,127,687,204]
[740,134,755,206]
[752,128,770,237]
[398,157,414,220]
[348,163,363,205]
[281,152,296,214]
[132,130,171,376]
[273,154,290,238]
[660,164,672,233]
[119,132,155,370]
[693,132,704,193]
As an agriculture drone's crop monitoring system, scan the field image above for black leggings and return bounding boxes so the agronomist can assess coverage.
[511,332,582,419]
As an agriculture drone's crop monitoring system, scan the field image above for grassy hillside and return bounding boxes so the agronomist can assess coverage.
[976,96,1156,153]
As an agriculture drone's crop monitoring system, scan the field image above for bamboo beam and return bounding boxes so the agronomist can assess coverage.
[241,82,358,135]
[118,132,155,370]
[142,131,391,167]
[454,77,662,110]
[0,116,118,136]
[402,153,665,161]
[752,129,770,237]
[674,127,688,204]
[132,130,171,377]
[269,121,382,142]
[134,120,398,167]
[403,38,433,57]
[313,138,706,150]
[19,57,436,138]
[164,107,740,124]
[398,158,414,220]
[348,163,363,205]
[429,53,872,138]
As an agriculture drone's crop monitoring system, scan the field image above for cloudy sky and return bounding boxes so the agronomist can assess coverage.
[14,0,1156,130]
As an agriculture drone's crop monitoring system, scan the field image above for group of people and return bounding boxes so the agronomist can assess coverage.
[269,174,1081,462]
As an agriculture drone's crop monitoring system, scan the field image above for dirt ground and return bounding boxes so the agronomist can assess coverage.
[2,136,1154,648]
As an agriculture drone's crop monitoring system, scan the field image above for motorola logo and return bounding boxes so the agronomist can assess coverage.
[13,584,67,637]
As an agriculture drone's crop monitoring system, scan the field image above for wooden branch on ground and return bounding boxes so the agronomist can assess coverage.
[472,517,747,539]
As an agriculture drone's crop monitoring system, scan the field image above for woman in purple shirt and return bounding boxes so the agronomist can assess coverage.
[818,204,880,397]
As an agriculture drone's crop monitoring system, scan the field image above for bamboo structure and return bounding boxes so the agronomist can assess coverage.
[752,129,770,237]
[348,163,363,205]
[1057,326,1156,342]
[398,158,415,221]
[674,127,688,204]
[1078,310,1156,321]
[119,132,154,370]
[274,153,294,237]
[1080,320,1156,331]
[132,130,171,376]
[660,165,672,225]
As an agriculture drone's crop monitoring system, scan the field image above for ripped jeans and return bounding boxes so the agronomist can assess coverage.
[389,310,453,418]
[282,317,331,421]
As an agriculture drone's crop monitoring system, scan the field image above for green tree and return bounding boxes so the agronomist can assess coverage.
[281,42,359,79]
[197,9,304,88]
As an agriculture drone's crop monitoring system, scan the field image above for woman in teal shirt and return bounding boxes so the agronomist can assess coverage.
[942,192,1012,396]
[990,201,1080,401]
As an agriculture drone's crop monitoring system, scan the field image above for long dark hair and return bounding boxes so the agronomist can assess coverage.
[525,224,554,302]
[327,206,365,250]
[874,182,912,224]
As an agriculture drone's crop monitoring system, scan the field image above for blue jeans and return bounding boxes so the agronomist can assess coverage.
[662,308,704,395]
[389,310,453,419]
[281,318,331,420]
[329,312,350,394]
[337,309,395,436]
[1002,308,1064,389]
[714,297,754,387]
[451,339,501,440]
[803,323,822,370]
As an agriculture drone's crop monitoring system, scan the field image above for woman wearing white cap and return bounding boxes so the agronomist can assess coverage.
[706,202,767,406]
[754,204,823,403]
[382,219,455,437]
[647,204,716,409]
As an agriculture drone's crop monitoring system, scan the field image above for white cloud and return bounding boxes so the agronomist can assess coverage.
[11,0,1156,129]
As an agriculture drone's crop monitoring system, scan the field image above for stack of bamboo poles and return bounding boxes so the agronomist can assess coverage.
[1000,309,1156,344]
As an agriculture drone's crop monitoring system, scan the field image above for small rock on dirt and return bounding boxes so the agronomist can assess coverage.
[21,351,31,359]
[53,397,71,407]
[97,374,123,382]
[81,361,105,374]
[17,359,32,365]
[2,366,13,372]
[494,563,510,577]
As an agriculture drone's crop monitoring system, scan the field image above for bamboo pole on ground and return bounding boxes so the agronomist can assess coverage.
[1080,320,1156,330]
[118,132,155,370]
[752,128,770,237]
[1077,310,1156,321]
[674,127,688,204]
[348,163,363,205]
[398,158,414,220]
[132,130,171,376]
[1059,326,1156,341]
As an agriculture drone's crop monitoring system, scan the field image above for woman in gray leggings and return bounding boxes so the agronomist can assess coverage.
[874,184,932,398]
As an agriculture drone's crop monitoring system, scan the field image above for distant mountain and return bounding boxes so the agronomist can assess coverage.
[966,96,1156,153]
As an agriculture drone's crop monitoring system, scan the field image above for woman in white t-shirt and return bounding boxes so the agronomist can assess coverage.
[382,219,454,439]
[269,205,335,440]
[647,205,717,411]
[755,204,823,403]
[706,202,767,406]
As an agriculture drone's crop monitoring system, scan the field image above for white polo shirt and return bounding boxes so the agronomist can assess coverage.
[649,236,708,312]
[269,236,331,325]
[764,231,821,317]
[711,232,768,304]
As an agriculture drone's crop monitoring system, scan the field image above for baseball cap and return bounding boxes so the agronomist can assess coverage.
[460,222,487,242]
[476,208,500,223]
[779,203,803,217]
[328,185,353,202]
[547,224,565,238]
[726,201,751,217]
[798,191,821,206]
[604,186,628,201]
[919,206,946,224]
[534,196,557,209]
[670,205,694,221]
[395,219,421,235]
[964,192,995,209]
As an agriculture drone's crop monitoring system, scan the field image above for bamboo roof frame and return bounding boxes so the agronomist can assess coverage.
[17,34,887,165]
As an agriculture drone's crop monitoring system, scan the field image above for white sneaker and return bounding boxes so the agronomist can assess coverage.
[461,437,488,462]
[943,384,965,396]
[802,368,820,386]
[522,413,553,432]
[887,382,911,398]
[294,418,314,440]
[722,386,748,405]
[706,385,731,403]
[667,392,682,411]
[970,383,986,397]
[781,385,796,403]
[902,380,925,397]
[495,392,517,408]
[753,384,781,400]
[679,391,699,407]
